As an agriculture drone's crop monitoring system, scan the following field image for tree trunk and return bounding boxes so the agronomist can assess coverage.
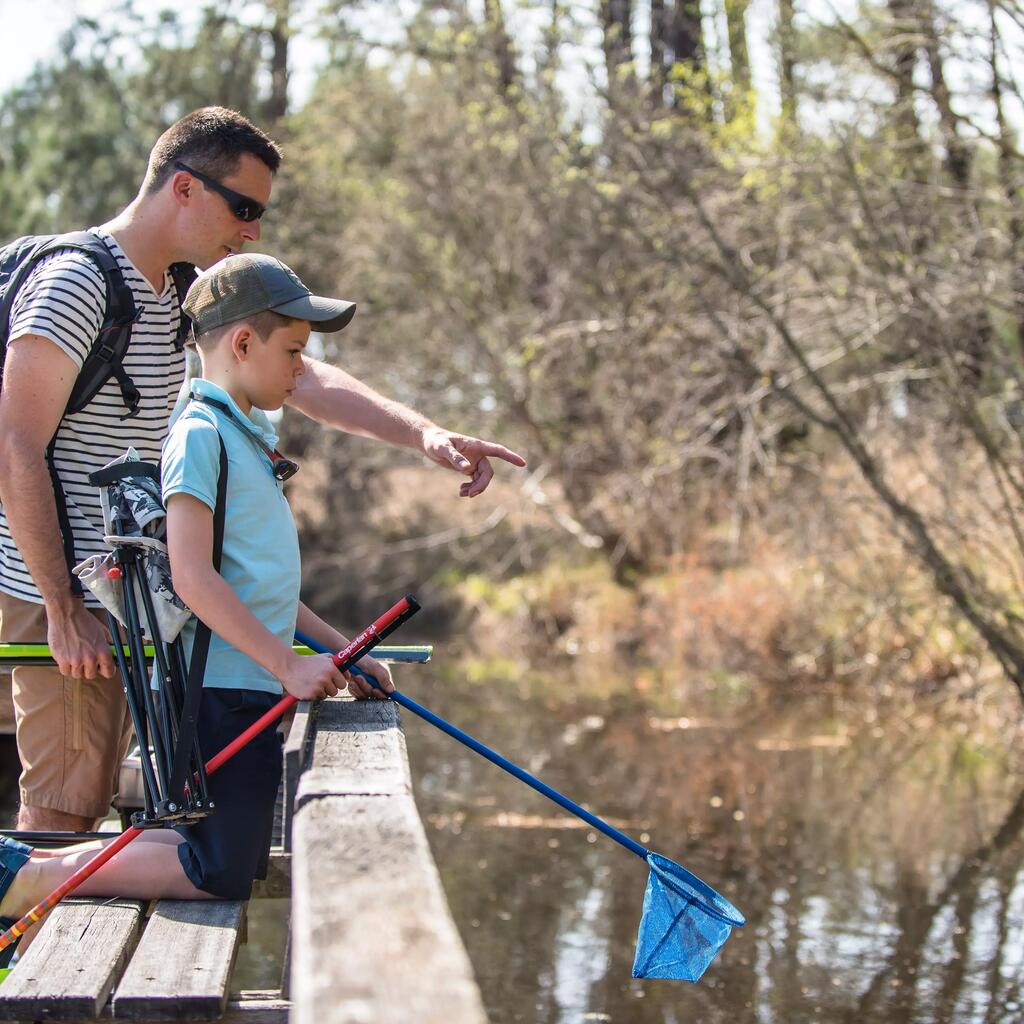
[777,0,798,127]
[650,0,667,99]
[989,0,1024,342]
[669,0,705,68]
[919,0,970,188]
[724,0,751,116]
[264,0,290,123]
[483,0,518,94]
[600,0,634,86]
[886,0,924,174]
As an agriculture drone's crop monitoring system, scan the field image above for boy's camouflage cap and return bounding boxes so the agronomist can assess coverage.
[184,253,356,336]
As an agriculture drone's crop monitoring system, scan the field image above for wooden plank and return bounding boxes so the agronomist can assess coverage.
[0,995,290,1024]
[294,698,411,801]
[112,900,245,1021]
[290,697,486,1024]
[291,795,488,1024]
[282,700,318,854]
[0,897,142,1020]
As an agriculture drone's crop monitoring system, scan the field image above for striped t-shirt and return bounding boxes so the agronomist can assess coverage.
[0,228,188,605]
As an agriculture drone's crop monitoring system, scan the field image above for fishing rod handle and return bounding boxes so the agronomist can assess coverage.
[327,595,420,669]
[206,595,420,774]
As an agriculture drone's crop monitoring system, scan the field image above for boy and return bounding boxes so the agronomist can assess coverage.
[0,254,394,921]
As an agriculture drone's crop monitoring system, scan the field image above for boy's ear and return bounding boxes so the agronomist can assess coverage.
[229,325,253,362]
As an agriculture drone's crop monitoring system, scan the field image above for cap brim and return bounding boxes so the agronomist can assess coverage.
[271,294,357,332]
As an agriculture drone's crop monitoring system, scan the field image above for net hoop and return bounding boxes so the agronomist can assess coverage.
[647,852,746,927]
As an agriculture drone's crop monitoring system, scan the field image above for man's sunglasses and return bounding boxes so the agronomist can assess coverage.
[174,161,267,223]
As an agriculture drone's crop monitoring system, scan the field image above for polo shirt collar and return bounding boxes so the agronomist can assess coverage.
[189,378,279,448]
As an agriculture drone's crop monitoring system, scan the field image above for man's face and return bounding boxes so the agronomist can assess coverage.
[184,153,274,269]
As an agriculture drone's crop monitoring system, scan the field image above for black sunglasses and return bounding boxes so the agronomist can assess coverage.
[174,161,267,223]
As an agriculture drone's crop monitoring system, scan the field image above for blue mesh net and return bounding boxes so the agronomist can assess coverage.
[632,852,745,982]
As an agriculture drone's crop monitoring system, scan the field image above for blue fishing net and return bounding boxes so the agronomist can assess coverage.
[632,852,745,982]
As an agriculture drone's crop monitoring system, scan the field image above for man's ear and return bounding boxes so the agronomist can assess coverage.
[170,169,193,210]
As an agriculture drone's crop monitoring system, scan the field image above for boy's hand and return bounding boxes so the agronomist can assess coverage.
[280,653,345,701]
[345,656,394,701]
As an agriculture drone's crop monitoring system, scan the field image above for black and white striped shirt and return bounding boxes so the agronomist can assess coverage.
[0,228,187,605]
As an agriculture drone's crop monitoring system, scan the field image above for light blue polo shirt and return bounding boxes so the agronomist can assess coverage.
[161,379,299,695]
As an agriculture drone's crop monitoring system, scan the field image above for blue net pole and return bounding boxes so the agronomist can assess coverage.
[295,630,649,860]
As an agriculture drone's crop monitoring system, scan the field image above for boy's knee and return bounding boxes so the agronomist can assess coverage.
[196,870,254,901]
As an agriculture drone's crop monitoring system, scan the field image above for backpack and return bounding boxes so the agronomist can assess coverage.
[0,231,196,416]
[0,230,197,593]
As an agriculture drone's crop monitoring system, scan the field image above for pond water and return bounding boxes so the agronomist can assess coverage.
[0,665,1020,1022]
[403,664,1024,1024]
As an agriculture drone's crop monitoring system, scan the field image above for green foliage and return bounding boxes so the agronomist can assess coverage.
[0,2,282,237]
[5,0,1024,695]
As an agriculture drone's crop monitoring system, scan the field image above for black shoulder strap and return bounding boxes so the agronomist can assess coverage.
[58,233,140,418]
[3,233,140,595]
[168,433,228,799]
[47,435,83,596]
[168,262,197,351]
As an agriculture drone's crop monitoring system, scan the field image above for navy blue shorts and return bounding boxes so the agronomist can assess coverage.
[174,687,283,900]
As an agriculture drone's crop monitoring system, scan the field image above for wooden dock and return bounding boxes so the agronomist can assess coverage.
[0,693,487,1022]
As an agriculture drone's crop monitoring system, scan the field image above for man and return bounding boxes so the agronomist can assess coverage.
[0,106,525,834]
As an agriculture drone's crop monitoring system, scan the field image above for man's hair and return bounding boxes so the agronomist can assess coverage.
[192,310,298,349]
[143,107,282,194]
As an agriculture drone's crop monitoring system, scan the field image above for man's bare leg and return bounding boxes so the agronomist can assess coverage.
[17,804,97,834]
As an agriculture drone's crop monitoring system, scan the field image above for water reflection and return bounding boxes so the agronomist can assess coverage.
[403,669,1024,1024]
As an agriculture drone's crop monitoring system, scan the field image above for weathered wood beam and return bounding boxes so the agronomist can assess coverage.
[290,698,487,1024]
[111,900,245,1020]
[0,898,142,1020]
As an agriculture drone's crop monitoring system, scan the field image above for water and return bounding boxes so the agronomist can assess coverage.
[403,666,1024,1024]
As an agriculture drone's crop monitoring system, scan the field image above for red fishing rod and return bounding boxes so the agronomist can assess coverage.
[0,594,420,953]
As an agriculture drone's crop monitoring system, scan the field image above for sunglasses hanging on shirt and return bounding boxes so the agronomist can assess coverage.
[191,394,300,481]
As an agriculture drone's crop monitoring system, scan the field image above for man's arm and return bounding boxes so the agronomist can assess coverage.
[287,357,527,497]
[0,336,115,679]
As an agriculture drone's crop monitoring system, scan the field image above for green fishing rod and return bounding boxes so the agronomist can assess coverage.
[0,642,432,667]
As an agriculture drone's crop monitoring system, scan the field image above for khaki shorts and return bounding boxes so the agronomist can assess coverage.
[0,591,135,820]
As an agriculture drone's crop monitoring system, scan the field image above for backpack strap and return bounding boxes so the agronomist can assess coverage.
[167,433,228,800]
[168,262,197,351]
[46,436,84,596]
[28,234,140,593]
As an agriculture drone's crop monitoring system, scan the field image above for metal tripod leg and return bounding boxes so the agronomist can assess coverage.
[106,611,159,821]
[135,571,181,792]
[118,553,173,807]
[168,638,211,813]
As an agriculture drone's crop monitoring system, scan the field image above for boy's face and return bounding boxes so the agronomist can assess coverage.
[238,319,311,410]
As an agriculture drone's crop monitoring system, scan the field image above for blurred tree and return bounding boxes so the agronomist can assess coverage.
[5,0,1024,696]
[0,1,288,238]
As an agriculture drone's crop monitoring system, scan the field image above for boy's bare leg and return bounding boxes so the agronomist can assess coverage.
[0,832,213,946]
[31,828,184,859]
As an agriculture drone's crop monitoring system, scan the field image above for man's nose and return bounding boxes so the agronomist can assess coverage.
[241,219,261,243]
